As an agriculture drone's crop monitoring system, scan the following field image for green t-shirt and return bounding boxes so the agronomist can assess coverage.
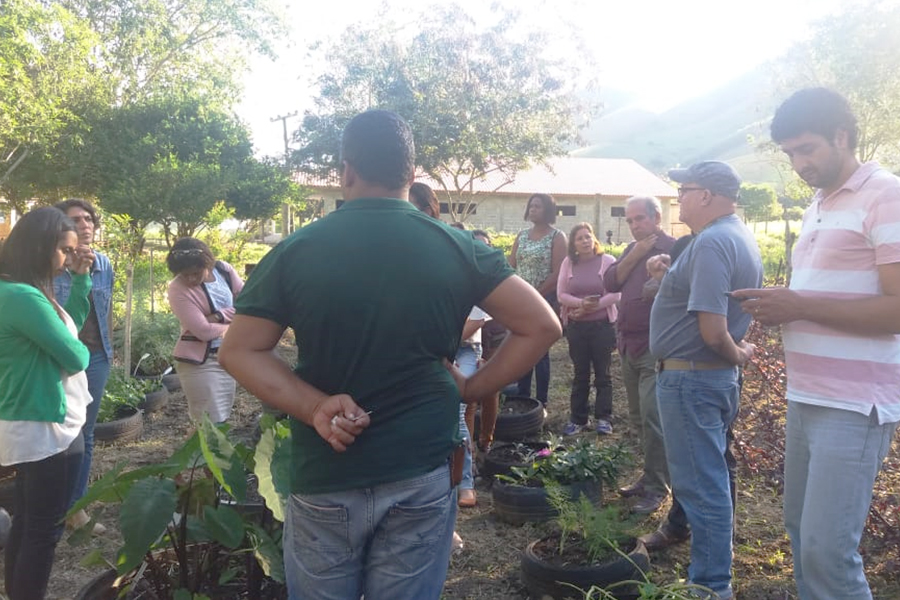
[235,198,514,494]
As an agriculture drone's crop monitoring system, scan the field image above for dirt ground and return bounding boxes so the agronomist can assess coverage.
[4,338,898,599]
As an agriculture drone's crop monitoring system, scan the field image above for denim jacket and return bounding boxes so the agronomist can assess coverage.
[54,250,114,361]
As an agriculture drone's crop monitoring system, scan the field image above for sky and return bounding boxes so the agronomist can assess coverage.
[236,0,850,157]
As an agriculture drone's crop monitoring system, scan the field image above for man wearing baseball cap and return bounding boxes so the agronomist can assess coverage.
[648,160,762,599]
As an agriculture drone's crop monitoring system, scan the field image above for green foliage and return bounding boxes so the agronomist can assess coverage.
[118,478,178,574]
[98,369,149,423]
[115,311,180,375]
[499,438,630,487]
[57,0,287,106]
[69,418,288,592]
[547,487,635,563]
[740,183,780,222]
[0,0,100,192]
[584,580,718,600]
[774,1,900,168]
[294,6,590,221]
[253,414,293,522]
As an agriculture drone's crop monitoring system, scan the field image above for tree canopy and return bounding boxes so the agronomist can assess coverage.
[0,0,99,184]
[774,0,900,167]
[292,7,590,220]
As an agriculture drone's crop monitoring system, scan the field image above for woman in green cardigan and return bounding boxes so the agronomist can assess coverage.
[0,207,94,600]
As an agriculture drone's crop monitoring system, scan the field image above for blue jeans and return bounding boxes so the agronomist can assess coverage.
[455,345,481,491]
[784,402,897,600]
[70,350,110,506]
[284,464,457,600]
[517,351,550,404]
[6,432,84,600]
[656,367,739,599]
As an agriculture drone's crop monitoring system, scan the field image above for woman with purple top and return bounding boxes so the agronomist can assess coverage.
[557,222,619,435]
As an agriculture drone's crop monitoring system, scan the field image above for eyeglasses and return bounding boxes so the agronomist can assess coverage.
[677,187,707,198]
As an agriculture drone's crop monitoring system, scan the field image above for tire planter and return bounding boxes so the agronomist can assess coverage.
[521,537,650,599]
[73,568,118,600]
[138,387,169,413]
[483,395,544,442]
[161,372,181,393]
[94,406,144,444]
[482,441,550,482]
[492,479,602,525]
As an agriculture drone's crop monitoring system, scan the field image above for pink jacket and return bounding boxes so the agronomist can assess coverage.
[556,254,620,326]
[168,261,244,364]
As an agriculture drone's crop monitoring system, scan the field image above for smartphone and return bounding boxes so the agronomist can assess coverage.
[584,294,602,302]
[724,291,758,302]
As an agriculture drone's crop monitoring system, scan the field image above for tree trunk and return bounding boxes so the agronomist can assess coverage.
[124,261,134,377]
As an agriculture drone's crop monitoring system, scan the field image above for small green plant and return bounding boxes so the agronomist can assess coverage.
[498,438,631,487]
[583,579,718,599]
[69,416,291,597]
[547,484,636,563]
[97,369,147,422]
[117,311,179,375]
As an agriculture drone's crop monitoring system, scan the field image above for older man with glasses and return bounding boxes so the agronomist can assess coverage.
[648,161,762,599]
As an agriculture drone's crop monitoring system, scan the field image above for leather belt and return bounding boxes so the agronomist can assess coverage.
[658,358,733,371]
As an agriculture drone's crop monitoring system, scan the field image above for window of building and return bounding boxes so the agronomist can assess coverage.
[558,205,576,217]
[611,206,625,217]
[439,202,477,216]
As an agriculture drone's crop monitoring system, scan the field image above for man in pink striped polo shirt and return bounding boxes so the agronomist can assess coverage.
[735,87,900,600]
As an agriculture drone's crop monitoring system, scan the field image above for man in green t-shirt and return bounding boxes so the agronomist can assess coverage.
[219,110,561,600]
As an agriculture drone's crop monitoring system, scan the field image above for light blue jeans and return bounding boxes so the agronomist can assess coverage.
[455,344,481,491]
[784,402,897,600]
[283,464,457,600]
[70,350,110,506]
[657,367,740,599]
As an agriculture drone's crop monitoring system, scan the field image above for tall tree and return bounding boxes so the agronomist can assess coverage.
[774,0,900,167]
[292,6,591,221]
[0,0,100,188]
[56,0,287,104]
[740,183,780,231]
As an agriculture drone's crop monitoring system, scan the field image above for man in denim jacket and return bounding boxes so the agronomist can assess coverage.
[53,199,114,529]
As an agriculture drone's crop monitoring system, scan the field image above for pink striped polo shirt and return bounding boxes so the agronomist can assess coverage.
[784,161,900,424]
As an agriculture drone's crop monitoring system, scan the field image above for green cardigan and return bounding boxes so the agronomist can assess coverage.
[0,274,92,423]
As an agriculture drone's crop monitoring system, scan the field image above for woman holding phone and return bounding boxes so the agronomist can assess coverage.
[556,222,619,436]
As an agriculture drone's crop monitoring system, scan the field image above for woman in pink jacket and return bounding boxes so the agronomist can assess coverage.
[557,222,619,436]
[166,238,244,423]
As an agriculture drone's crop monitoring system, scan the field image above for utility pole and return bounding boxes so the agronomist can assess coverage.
[271,111,298,237]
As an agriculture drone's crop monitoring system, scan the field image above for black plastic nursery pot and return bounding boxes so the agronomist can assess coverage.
[492,479,602,525]
[521,536,650,599]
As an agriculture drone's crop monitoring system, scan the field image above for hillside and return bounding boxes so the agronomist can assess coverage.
[574,65,784,183]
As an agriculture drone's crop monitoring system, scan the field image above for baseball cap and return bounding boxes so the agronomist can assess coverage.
[668,161,742,199]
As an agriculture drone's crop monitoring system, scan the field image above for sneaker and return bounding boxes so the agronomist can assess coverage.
[562,422,590,436]
[595,419,613,435]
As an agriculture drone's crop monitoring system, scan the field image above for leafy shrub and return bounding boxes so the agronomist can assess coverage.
[116,311,180,375]
[98,369,146,423]
[499,438,631,487]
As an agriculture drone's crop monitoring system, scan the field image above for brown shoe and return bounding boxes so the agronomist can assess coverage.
[631,492,665,514]
[618,478,645,498]
[458,488,477,508]
[638,527,690,552]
